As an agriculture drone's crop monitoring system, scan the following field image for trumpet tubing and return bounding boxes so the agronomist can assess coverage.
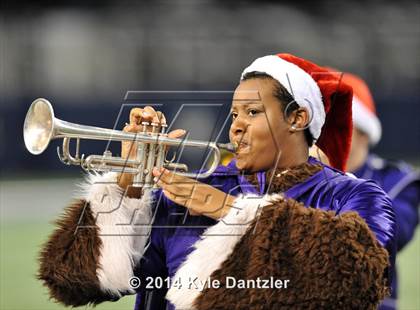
[23,98,236,188]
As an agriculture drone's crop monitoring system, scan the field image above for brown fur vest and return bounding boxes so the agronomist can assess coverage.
[191,163,390,310]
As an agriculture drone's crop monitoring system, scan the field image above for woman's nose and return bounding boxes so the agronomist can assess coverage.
[231,116,247,135]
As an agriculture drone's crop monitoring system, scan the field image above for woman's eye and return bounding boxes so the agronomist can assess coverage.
[248,109,259,116]
[231,112,238,120]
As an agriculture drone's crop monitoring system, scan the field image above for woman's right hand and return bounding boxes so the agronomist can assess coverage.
[118,106,186,190]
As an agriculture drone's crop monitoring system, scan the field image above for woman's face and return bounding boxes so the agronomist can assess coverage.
[229,78,293,172]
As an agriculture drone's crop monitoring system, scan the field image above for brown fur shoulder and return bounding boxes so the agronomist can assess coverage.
[245,162,323,194]
[38,199,115,306]
[195,198,389,310]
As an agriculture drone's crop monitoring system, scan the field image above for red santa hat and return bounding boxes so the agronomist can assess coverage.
[341,73,382,145]
[241,53,353,171]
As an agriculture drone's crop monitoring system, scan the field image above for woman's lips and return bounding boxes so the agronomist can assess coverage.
[235,142,250,154]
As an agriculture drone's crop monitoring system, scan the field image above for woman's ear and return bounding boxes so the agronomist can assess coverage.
[288,108,310,132]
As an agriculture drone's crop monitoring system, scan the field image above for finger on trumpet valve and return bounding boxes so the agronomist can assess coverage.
[151,122,159,133]
[160,124,168,135]
[141,121,149,132]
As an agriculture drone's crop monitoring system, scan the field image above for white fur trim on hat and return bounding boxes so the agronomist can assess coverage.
[241,55,325,140]
[352,96,382,145]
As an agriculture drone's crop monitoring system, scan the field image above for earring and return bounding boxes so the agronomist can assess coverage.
[290,125,297,132]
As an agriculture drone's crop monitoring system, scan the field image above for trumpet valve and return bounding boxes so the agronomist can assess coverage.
[141,121,149,132]
[150,122,159,134]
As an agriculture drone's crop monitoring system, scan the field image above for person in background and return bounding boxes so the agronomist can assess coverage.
[314,72,420,310]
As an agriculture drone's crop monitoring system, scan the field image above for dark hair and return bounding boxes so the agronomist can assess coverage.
[242,71,314,147]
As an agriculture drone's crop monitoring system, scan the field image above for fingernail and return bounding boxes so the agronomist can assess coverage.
[153,177,158,182]
[142,112,150,117]
[160,167,164,172]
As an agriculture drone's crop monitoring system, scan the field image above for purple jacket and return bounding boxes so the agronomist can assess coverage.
[354,153,420,309]
[134,157,396,310]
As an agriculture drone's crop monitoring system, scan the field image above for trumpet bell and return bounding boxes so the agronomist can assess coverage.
[23,98,55,155]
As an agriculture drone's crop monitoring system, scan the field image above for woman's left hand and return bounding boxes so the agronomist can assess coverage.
[152,167,236,219]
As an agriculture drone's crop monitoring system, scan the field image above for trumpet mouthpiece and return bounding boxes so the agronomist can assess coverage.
[217,142,237,153]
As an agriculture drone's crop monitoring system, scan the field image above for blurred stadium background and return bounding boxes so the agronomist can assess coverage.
[1,0,419,309]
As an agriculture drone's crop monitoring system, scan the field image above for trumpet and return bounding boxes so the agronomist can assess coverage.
[23,98,236,188]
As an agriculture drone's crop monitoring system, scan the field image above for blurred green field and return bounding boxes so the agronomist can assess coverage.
[0,221,135,310]
[1,221,419,310]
